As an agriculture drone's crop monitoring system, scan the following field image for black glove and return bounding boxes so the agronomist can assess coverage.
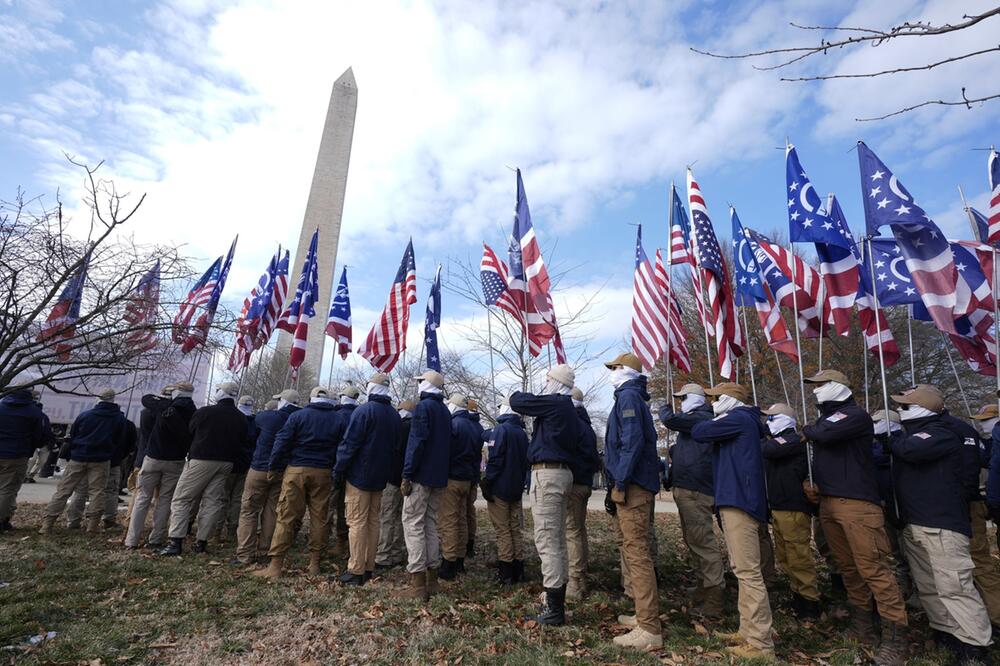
[332,474,346,492]
[479,480,494,503]
[604,490,617,516]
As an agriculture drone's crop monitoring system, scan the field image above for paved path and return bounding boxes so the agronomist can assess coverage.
[17,474,680,514]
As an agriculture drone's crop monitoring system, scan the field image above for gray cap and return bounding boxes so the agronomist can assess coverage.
[96,388,116,402]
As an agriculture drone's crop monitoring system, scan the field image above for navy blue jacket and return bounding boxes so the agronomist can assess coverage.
[234,415,257,474]
[468,412,485,481]
[449,411,483,482]
[270,402,345,470]
[111,421,138,468]
[188,399,254,464]
[873,430,905,525]
[68,402,128,463]
[890,414,970,537]
[941,411,987,503]
[988,423,1000,509]
[250,404,299,472]
[334,394,401,492]
[692,405,769,523]
[802,398,880,504]
[0,390,46,459]
[403,393,451,488]
[509,391,579,466]
[660,403,714,495]
[389,416,410,486]
[761,429,813,514]
[604,376,660,495]
[570,406,600,487]
[138,394,170,467]
[146,397,196,461]
[483,414,530,503]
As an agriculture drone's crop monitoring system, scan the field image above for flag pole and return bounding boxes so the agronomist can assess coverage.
[740,306,757,403]
[487,307,498,408]
[665,182,675,402]
[773,349,791,405]
[788,243,813,484]
[865,235,897,514]
[905,305,917,384]
[863,336,870,411]
[940,329,972,416]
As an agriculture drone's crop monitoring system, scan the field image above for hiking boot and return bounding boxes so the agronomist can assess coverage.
[67,520,82,530]
[0,520,14,532]
[456,558,466,574]
[439,558,459,581]
[700,584,725,619]
[830,573,846,594]
[536,586,566,626]
[846,608,878,645]
[426,568,440,595]
[194,539,208,554]
[617,614,638,627]
[874,621,907,666]
[307,553,321,575]
[686,584,707,606]
[714,630,744,646]
[565,576,587,601]
[726,643,776,661]
[85,517,103,534]
[795,594,821,621]
[398,571,428,601]
[102,518,119,530]
[340,572,364,587]
[513,559,525,583]
[38,515,56,535]
[158,538,183,557]
[363,571,373,583]
[466,538,475,558]
[612,626,663,650]
[253,555,284,578]
[495,561,515,586]
[959,642,991,665]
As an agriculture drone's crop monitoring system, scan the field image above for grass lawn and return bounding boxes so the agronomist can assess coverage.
[0,502,979,665]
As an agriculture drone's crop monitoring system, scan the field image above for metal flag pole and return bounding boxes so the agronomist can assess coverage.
[487,307,498,409]
[740,306,758,403]
[665,182,676,402]
[906,305,916,385]
[205,346,216,406]
[866,235,898,515]
[773,349,791,405]
[863,338,870,411]
[327,347,335,390]
[940,330,972,416]
[788,246,809,422]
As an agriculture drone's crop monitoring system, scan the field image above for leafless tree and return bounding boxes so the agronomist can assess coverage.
[692,7,1000,121]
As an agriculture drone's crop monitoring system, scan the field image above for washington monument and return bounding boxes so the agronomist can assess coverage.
[278,67,357,374]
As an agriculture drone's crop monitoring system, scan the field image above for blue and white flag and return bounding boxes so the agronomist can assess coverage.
[424,264,442,371]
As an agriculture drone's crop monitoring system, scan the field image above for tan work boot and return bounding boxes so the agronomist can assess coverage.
[38,516,56,535]
[700,584,725,618]
[686,584,707,606]
[617,614,638,627]
[612,627,663,650]
[714,630,744,646]
[85,516,103,534]
[253,555,284,579]
[426,568,440,595]
[329,538,349,558]
[726,643,776,661]
[307,553,321,576]
[875,621,908,666]
[565,577,587,601]
[846,608,878,645]
[397,571,428,601]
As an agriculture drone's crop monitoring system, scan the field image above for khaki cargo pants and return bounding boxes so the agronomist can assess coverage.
[45,460,110,521]
[439,478,472,561]
[530,466,572,589]
[487,497,524,562]
[235,469,282,562]
[772,509,820,601]
[124,457,182,548]
[0,457,29,523]
[167,459,233,541]
[566,484,592,583]
[269,466,332,557]
[67,465,121,525]
[969,501,1000,626]
[673,487,725,589]
[402,482,443,574]
[720,507,775,652]
[375,483,407,567]
[614,484,661,635]
[345,482,382,575]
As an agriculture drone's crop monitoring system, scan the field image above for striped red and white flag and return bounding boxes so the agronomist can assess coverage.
[630,226,671,370]
[358,240,417,372]
[669,185,707,329]
[653,249,692,373]
[988,149,1000,246]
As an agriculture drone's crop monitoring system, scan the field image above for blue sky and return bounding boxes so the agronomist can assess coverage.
[2,0,997,399]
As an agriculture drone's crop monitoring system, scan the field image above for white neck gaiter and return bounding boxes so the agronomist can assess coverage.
[873,419,902,436]
[311,397,337,405]
[813,382,851,405]
[544,379,572,396]
[899,405,937,422]
[572,399,583,409]
[367,383,390,397]
[340,395,358,406]
[767,414,796,435]
[172,390,193,400]
[398,409,412,419]
[238,405,253,416]
[978,417,998,437]
[419,380,443,395]
[499,404,515,416]
[712,394,743,416]
[680,394,705,413]
[610,367,640,389]
[447,403,466,416]
[277,399,295,410]
[214,389,235,403]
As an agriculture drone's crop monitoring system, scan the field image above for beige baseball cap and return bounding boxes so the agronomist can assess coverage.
[547,364,576,388]
[890,386,944,413]
[761,403,796,419]
[803,369,850,388]
[413,369,445,389]
[971,404,1000,421]
[704,383,751,403]
[604,352,641,372]
[674,383,705,397]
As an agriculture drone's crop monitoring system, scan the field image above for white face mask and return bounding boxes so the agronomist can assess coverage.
[172,390,193,400]
[813,382,851,404]
[680,394,705,413]
[214,389,236,403]
[447,402,465,415]
[571,399,583,408]
[367,382,390,397]
[978,417,998,437]
[418,380,443,395]
[277,399,295,410]
[767,414,796,435]
[398,409,412,418]
[340,395,358,406]
[610,366,640,389]
[899,405,936,421]
[311,396,337,405]
[873,418,902,436]
[238,404,253,416]
[498,404,514,416]
[712,394,742,415]
[543,378,572,395]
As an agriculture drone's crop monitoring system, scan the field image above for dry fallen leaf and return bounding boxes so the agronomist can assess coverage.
[692,622,708,636]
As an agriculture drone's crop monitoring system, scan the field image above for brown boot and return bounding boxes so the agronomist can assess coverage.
[253,555,285,579]
[874,621,908,666]
[426,568,440,595]
[38,515,56,535]
[397,571,428,601]
[85,516,103,534]
[307,553,321,576]
[700,585,725,619]
[846,608,878,645]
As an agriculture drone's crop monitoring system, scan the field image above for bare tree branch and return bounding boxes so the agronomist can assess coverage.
[856,88,1000,121]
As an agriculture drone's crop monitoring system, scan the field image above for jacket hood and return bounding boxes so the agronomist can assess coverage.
[817,397,855,415]
[2,390,34,407]
[420,392,445,402]
[901,413,943,432]
[368,394,392,405]
[575,405,592,425]
[93,401,122,417]
[171,396,195,407]
[497,413,524,428]
[734,405,766,435]
[469,412,481,423]
[614,375,649,401]
[306,402,336,412]
[279,403,300,414]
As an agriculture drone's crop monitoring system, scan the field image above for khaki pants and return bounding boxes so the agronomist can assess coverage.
[615,484,661,634]
[819,496,906,624]
[125,458,182,547]
[402,482,443,573]
[566,484,592,583]
[212,471,246,539]
[375,483,407,567]
[67,465,120,525]
[530,467,572,589]
[440,479,472,561]
[235,469,282,562]
[487,498,524,562]
[720,507,774,651]
[327,482,349,547]
[345,482,382,575]
[45,460,110,521]
[772,510,819,601]
[0,457,29,523]
[673,487,725,588]
[269,466,332,557]
[26,449,46,479]
[969,501,1000,626]
[467,482,478,542]
[167,459,233,541]
[902,524,992,646]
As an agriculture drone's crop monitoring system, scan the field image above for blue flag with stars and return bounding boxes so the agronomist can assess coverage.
[786,144,846,247]
[424,264,442,371]
[730,208,767,306]
[859,239,920,306]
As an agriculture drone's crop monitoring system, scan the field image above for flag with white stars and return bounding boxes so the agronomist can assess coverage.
[786,144,847,248]
[859,239,921,306]
[913,303,997,377]
[816,194,860,336]
[325,266,353,360]
[424,264,442,372]
[858,142,958,335]
[746,227,825,338]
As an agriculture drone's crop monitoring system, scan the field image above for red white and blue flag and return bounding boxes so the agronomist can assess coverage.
[38,249,90,360]
[124,260,161,354]
[358,239,417,372]
[278,230,318,335]
[687,169,743,380]
[173,257,222,344]
[281,230,319,373]
[653,249,691,373]
[987,148,1000,246]
[228,249,284,372]
[630,225,672,370]
[256,250,289,349]
[181,236,237,353]
[748,228,827,338]
[669,184,707,327]
[481,243,527,331]
[325,266,352,360]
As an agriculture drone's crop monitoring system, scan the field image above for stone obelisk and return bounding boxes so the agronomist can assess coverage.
[278,67,357,376]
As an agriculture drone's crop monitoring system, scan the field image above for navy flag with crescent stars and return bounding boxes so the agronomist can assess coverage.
[424,264,442,371]
[859,239,921,306]
[786,144,844,247]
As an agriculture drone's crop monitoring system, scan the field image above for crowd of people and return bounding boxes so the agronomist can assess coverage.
[2,354,1000,665]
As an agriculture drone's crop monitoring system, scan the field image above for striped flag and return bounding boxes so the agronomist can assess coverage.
[325,266,352,360]
[38,249,90,360]
[277,230,318,334]
[358,239,417,372]
[287,231,319,373]
[669,184,707,327]
[256,250,289,348]
[181,236,237,353]
[988,148,1000,246]
[747,228,826,338]
[687,168,743,380]
[630,225,672,370]
[817,195,861,336]
[172,257,220,344]
[480,243,527,330]
[653,249,692,372]
[123,260,161,353]
[229,251,281,372]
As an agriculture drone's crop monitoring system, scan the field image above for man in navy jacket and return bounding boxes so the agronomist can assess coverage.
[375,399,414,569]
[256,386,346,578]
[0,389,47,531]
[334,373,402,586]
[891,386,991,661]
[482,398,530,585]
[41,388,127,535]
[400,370,451,601]
[692,382,773,661]
[565,386,599,600]
[328,383,360,557]
[969,402,1000,628]
[659,383,722,616]
[603,353,662,651]
[233,389,300,565]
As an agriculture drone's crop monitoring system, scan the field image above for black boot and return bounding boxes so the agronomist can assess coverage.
[536,586,566,626]
[439,558,458,581]
[364,571,373,583]
[495,561,515,585]
[794,594,821,620]
[959,642,991,666]
[158,538,183,557]
[830,573,846,594]
[466,538,475,558]
[340,571,364,587]
[194,539,208,554]
[513,559,525,583]
[456,558,466,574]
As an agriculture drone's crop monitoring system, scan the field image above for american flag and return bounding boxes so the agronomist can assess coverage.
[731,208,796,359]
[277,230,318,334]
[424,264,442,371]
[630,225,672,370]
[748,228,826,337]
[988,148,1000,246]
[172,257,220,344]
[124,260,161,353]
[669,184,707,326]
[509,169,559,357]
[653,248,692,372]
[687,169,742,380]
[816,194,862,336]
[181,236,237,354]
[256,250,289,348]
[325,266,352,360]
[229,250,282,372]
[480,243,527,330]
[858,141,958,335]
[38,249,90,360]
[358,239,417,372]
[287,231,319,373]
[970,206,991,245]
